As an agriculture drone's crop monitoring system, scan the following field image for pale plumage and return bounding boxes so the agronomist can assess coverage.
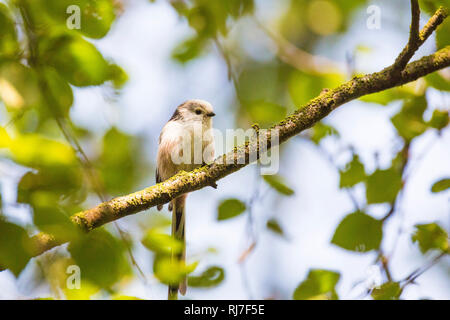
[156,99,215,298]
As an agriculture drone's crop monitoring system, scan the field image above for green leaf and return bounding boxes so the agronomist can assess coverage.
[419,0,450,15]
[0,220,32,276]
[436,15,450,50]
[99,127,143,195]
[8,133,77,168]
[263,175,294,196]
[238,64,280,103]
[267,218,284,236]
[17,167,84,209]
[68,229,130,288]
[64,280,100,300]
[188,266,225,288]
[75,0,117,39]
[39,33,111,87]
[412,223,449,254]
[141,229,183,255]
[0,61,42,110]
[431,178,450,193]
[310,122,339,144]
[293,269,340,300]
[107,64,128,89]
[331,211,383,252]
[172,36,206,63]
[33,206,80,242]
[339,154,366,188]
[217,198,246,220]
[428,109,449,130]
[288,71,343,107]
[425,72,450,92]
[244,101,287,127]
[366,168,402,204]
[153,255,197,285]
[359,87,413,106]
[391,96,428,142]
[371,282,402,300]
[34,0,117,39]
[40,67,74,117]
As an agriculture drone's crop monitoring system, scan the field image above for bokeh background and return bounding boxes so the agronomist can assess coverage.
[0,0,449,300]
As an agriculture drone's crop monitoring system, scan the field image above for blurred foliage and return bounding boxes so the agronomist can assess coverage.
[425,72,450,92]
[217,198,246,220]
[98,127,146,196]
[331,211,383,252]
[339,154,366,188]
[431,178,450,193]
[391,96,428,142]
[266,218,285,237]
[365,168,402,204]
[141,227,199,286]
[436,16,450,50]
[68,229,131,289]
[0,219,33,276]
[0,4,19,59]
[279,0,368,46]
[419,0,450,15]
[371,282,402,300]
[293,269,340,300]
[0,0,139,296]
[153,255,197,286]
[188,266,225,288]
[30,0,117,39]
[310,122,339,145]
[170,0,254,63]
[263,174,294,196]
[289,72,344,107]
[412,223,449,254]
[428,109,449,130]
[0,0,448,300]
[142,228,183,255]
[359,86,415,106]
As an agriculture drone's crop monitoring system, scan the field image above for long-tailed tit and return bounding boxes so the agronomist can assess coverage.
[156,99,215,298]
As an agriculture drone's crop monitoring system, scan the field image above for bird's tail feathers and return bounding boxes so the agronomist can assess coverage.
[168,195,187,298]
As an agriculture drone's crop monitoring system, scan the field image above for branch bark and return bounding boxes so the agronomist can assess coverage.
[1,6,449,272]
[391,3,447,73]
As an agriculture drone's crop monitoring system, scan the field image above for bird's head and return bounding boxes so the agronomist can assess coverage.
[170,99,215,124]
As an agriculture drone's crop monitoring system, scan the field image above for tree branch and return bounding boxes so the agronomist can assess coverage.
[1,8,449,272]
[391,4,448,73]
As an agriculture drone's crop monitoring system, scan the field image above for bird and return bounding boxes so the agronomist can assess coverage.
[156,99,215,299]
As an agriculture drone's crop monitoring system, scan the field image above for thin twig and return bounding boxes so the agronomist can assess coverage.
[391,3,448,73]
[214,37,240,95]
[253,17,343,75]
[400,252,447,290]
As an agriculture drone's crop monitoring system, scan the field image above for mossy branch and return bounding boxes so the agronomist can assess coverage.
[1,6,449,273]
[391,3,448,73]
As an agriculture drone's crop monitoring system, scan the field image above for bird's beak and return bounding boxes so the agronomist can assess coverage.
[207,112,216,117]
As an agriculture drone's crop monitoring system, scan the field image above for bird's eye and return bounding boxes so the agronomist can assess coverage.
[195,109,202,115]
